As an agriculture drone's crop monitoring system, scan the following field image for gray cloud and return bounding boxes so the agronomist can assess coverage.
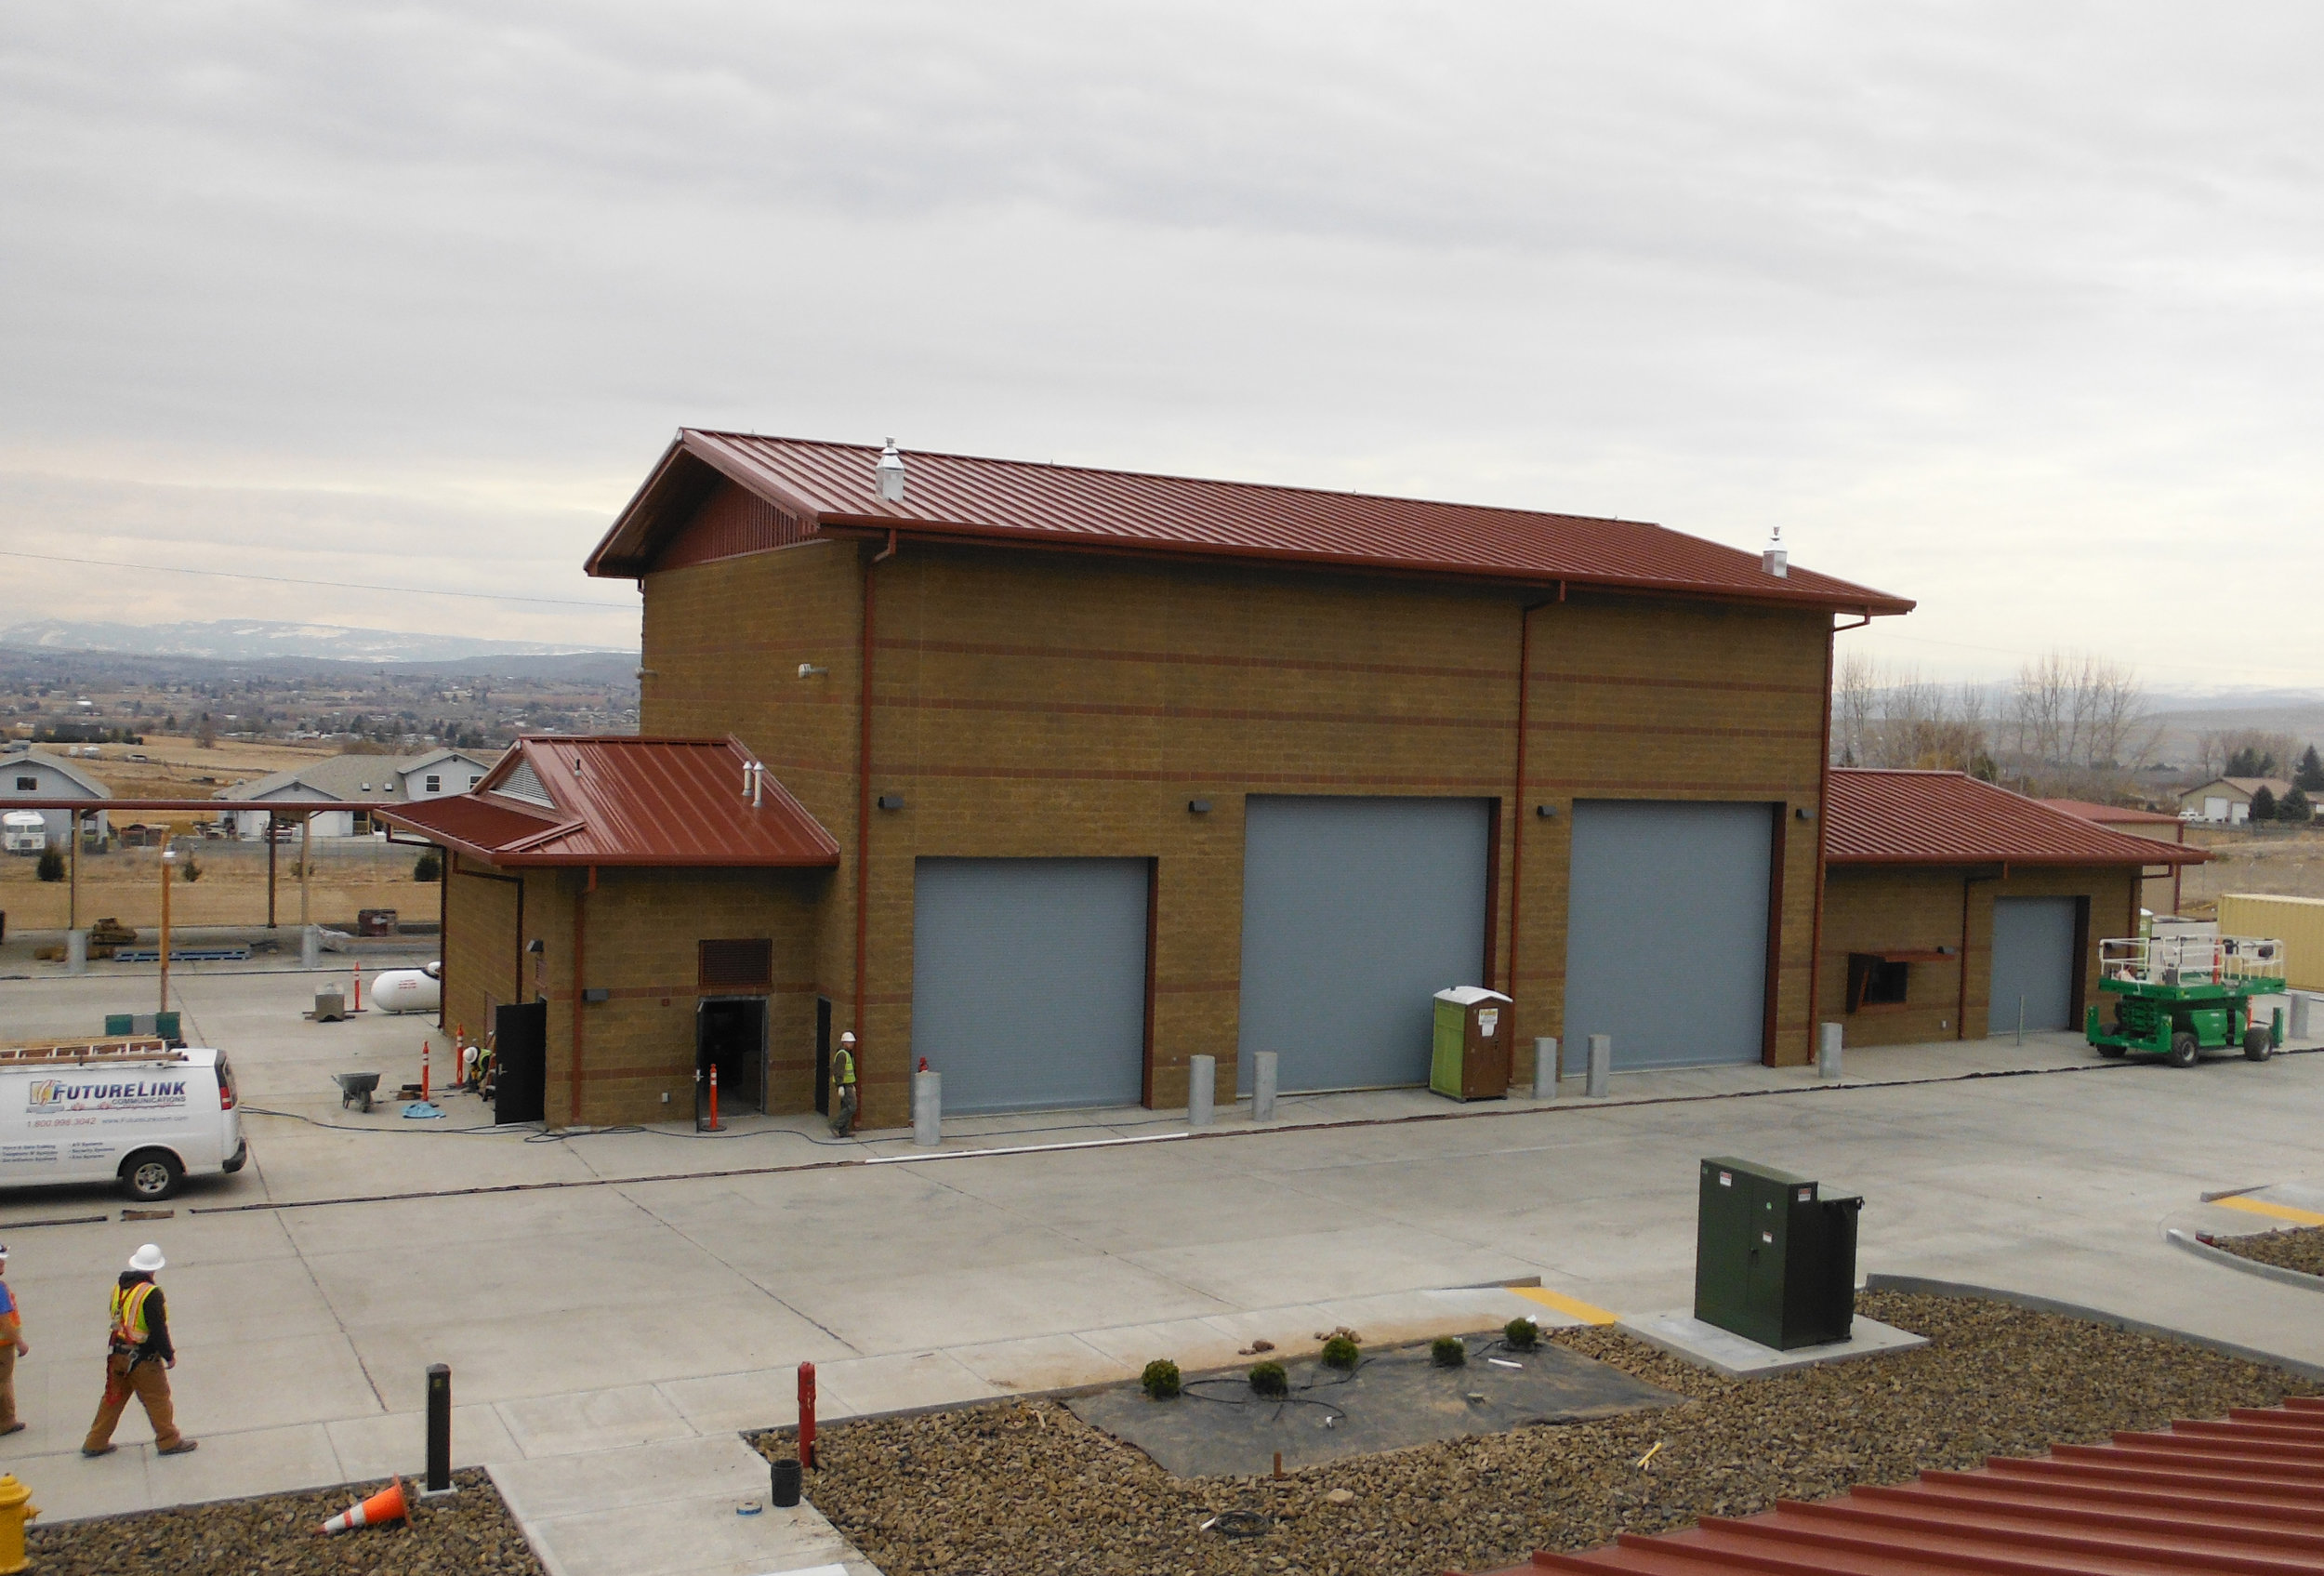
[2,3,2318,683]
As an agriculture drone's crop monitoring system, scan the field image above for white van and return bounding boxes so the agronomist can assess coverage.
[0,1040,245,1201]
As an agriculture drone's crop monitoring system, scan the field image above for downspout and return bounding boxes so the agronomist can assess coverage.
[1807,612,1872,1059]
[572,865,595,1125]
[1958,863,2007,1040]
[1504,584,1562,1014]
[854,529,899,1036]
[436,843,448,1032]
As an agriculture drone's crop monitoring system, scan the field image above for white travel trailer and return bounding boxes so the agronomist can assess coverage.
[1,810,46,855]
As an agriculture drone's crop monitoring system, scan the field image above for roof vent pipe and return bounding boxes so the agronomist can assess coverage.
[876,438,906,504]
[1762,526,1788,579]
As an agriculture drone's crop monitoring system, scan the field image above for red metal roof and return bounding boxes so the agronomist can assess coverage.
[1475,1398,2324,1575]
[374,736,839,868]
[586,430,1913,615]
[2042,798,2184,826]
[1827,770,2207,867]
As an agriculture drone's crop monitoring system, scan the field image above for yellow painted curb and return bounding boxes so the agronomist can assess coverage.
[2214,1195,2324,1228]
[1509,1286,1619,1327]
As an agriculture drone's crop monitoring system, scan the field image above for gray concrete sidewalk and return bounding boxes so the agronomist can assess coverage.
[5,965,2324,1576]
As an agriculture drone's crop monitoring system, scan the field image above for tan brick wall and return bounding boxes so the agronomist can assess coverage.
[1820,864,2140,1047]
[639,531,1838,1127]
[443,854,524,1044]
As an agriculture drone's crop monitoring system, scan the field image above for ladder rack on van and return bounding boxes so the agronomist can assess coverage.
[0,1038,186,1065]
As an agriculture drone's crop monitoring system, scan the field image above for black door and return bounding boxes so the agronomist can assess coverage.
[814,997,832,1117]
[494,1002,547,1125]
[695,998,766,1118]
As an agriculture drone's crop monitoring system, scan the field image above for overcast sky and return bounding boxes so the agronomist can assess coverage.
[4,4,2318,687]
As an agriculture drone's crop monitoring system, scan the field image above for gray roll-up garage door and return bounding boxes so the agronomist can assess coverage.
[1987,896,2078,1034]
[911,858,1149,1114]
[1237,796,1490,1093]
[1563,801,1772,1073]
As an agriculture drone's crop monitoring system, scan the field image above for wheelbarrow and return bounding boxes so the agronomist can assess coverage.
[332,1071,383,1114]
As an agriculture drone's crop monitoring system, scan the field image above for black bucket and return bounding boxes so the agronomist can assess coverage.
[771,1456,802,1508]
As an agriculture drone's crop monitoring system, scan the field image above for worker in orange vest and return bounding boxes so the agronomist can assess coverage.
[0,1244,26,1436]
[82,1243,196,1457]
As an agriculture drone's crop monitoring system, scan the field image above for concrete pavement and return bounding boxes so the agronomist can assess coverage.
[2,964,2322,1576]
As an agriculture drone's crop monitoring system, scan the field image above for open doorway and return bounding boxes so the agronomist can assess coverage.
[814,996,832,1117]
[696,997,766,1117]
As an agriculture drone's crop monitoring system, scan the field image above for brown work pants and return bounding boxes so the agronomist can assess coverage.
[85,1354,180,1452]
[0,1343,16,1431]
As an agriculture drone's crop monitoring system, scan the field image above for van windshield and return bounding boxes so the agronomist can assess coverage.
[216,1053,238,1111]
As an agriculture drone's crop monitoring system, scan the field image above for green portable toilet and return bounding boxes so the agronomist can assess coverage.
[1430,987,1512,1101]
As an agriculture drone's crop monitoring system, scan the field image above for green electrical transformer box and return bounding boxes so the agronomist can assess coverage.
[1694,1157,1862,1350]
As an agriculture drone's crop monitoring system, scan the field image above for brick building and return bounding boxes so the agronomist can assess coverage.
[390,432,1918,1128]
[1819,770,2206,1048]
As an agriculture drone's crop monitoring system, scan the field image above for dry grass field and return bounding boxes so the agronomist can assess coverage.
[0,839,439,932]
[2175,830,2324,917]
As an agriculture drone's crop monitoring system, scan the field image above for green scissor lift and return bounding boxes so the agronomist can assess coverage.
[2086,932,2287,1068]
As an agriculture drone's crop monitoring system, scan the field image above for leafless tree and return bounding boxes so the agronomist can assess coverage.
[1828,655,1992,774]
[2007,650,2157,774]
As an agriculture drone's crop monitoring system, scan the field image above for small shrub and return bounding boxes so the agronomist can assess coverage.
[1431,1335,1467,1368]
[178,855,202,882]
[413,850,442,882]
[1504,1318,1540,1350]
[36,846,64,882]
[1140,1358,1181,1400]
[1320,1334,1360,1371]
[1248,1360,1287,1397]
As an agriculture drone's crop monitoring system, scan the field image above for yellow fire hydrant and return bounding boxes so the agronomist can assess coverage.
[0,1473,38,1575]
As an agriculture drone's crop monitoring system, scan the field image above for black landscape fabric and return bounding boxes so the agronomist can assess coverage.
[1069,1337,1682,1477]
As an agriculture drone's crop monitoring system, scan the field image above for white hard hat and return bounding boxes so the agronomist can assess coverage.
[838,1031,856,1045]
[128,1243,165,1274]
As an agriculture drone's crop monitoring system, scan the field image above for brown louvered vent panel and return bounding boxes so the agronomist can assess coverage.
[698,939,773,993]
[658,483,812,572]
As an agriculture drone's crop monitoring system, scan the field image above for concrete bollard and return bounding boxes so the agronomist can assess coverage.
[913,1070,942,1146]
[1818,1022,1843,1081]
[1250,1051,1277,1123]
[2292,992,2316,1042]
[1188,1054,1215,1128]
[1586,1034,1611,1098]
[301,924,321,969]
[67,929,87,975]
[1533,1037,1558,1099]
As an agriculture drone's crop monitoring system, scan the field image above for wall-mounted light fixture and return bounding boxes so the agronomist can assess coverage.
[1187,799,1212,814]
[582,987,610,1004]
[1795,805,1818,821]
[797,663,827,678]
[1535,803,1558,818]
[877,794,905,811]
[636,669,658,680]
[527,938,545,955]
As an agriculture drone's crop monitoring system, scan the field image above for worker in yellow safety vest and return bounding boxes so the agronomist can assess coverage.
[82,1243,195,1457]
[829,1031,859,1137]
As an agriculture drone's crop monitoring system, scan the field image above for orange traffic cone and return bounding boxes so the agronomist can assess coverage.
[320,1477,407,1533]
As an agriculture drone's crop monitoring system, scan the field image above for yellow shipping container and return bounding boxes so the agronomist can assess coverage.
[2218,893,2324,992]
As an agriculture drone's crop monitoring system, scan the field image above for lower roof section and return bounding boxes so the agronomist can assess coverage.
[1478,1397,2324,1575]
[1827,770,2209,867]
[374,735,839,868]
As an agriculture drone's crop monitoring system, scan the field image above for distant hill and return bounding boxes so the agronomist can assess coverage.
[0,618,627,665]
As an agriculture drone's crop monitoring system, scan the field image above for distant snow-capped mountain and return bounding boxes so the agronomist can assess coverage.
[0,619,625,663]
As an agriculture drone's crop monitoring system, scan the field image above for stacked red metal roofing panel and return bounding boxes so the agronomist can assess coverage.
[1826,769,2209,867]
[1469,1397,2324,1575]
[376,735,839,868]
[588,430,1914,615]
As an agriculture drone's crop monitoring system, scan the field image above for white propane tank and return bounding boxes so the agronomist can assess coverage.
[371,961,442,1014]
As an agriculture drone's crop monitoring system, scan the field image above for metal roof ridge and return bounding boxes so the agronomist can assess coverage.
[684,429,1670,529]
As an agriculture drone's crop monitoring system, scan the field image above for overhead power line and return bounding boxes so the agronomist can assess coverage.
[0,549,633,611]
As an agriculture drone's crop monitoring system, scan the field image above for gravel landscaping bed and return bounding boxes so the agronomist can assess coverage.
[23,1468,543,1576]
[2212,1224,2324,1278]
[752,1291,2314,1576]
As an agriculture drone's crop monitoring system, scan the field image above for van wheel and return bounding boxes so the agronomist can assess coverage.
[121,1151,183,1202]
[2245,1027,2274,1062]
[2165,1032,2199,1069]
